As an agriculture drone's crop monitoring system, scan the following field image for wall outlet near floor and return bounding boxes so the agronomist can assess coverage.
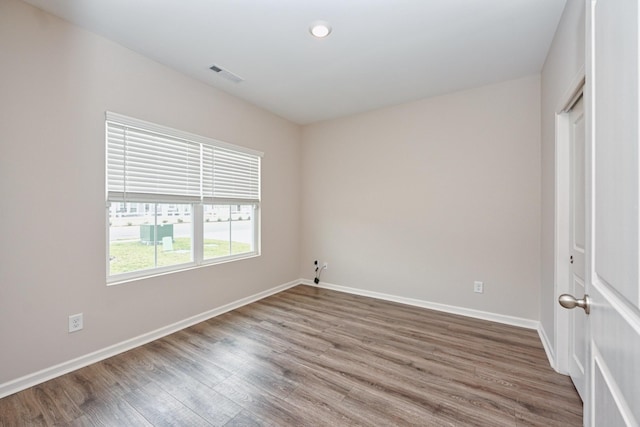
[473,281,484,294]
[323,262,328,270]
[68,313,83,333]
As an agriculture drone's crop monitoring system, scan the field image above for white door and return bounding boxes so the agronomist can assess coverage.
[584,0,640,425]
[568,95,587,400]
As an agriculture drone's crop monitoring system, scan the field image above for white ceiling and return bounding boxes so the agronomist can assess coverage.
[22,0,566,125]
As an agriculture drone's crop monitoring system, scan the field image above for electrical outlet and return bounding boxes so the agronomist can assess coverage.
[473,281,484,294]
[69,313,83,333]
[323,262,328,270]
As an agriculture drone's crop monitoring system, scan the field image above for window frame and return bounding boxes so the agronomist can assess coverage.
[105,112,262,284]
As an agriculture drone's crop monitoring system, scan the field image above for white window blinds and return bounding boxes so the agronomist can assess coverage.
[106,112,262,204]
[208,147,260,202]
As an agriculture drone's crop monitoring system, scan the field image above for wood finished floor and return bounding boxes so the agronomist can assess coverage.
[0,285,582,426]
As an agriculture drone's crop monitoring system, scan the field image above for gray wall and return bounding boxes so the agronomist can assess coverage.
[300,76,542,320]
[0,0,301,384]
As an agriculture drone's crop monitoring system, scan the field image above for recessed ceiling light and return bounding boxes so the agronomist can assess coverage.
[309,21,332,38]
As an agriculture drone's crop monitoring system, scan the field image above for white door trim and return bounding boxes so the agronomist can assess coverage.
[554,67,585,375]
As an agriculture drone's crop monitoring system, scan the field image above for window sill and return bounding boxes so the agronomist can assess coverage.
[107,252,260,286]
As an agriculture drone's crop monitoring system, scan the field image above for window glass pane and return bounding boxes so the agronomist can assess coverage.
[203,204,254,260]
[109,203,192,276]
[157,204,192,267]
[230,205,254,255]
[203,205,231,260]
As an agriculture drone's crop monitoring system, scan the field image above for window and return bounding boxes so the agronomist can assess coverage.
[203,204,256,260]
[106,112,262,283]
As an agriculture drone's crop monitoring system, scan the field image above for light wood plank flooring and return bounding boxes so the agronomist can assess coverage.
[0,285,582,426]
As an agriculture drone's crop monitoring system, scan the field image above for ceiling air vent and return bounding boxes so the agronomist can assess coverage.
[209,64,244,83]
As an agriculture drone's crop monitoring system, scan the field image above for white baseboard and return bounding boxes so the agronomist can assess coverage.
[302,279,564,370]
[2,279,556,399]
[0,280,300,399]
[302,279,540,330]
[537,323,561,373]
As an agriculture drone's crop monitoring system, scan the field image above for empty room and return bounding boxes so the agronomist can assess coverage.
[1,0,638,425]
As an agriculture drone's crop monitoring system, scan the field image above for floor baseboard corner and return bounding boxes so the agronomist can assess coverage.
[0,279,301,399]
[307,279,539,330]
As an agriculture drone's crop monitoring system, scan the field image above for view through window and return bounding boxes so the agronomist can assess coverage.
[106,112,261,282]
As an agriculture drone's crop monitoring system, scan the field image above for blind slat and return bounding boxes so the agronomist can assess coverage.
[106,115,260,202]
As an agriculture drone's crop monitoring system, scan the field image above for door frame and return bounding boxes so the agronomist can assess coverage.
[554,67,585,375]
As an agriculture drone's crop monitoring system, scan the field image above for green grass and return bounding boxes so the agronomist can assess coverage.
[109,237,250,275]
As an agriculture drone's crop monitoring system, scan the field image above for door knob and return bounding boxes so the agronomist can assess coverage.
[558,293,591,315]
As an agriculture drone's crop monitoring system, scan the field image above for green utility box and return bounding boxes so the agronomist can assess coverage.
[140,224,174,245]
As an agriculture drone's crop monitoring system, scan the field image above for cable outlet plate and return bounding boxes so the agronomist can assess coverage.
[69,313,83,332]
[473,281,484,294]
